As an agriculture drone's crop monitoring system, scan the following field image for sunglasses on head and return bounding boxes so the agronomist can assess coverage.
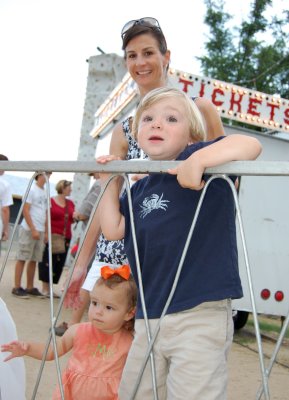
[121,17,161,39]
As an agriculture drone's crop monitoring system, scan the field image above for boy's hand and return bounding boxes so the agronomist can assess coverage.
[168,155,205,190]
[1,341,28,361]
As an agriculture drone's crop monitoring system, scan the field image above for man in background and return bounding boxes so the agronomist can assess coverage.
[0,154,13,256]
[12,172,51,299]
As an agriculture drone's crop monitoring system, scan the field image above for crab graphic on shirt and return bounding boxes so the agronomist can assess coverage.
[139,193,170,218]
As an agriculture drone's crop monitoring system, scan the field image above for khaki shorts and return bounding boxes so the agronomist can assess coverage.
[119,299,233,400]
[16,227,45,262]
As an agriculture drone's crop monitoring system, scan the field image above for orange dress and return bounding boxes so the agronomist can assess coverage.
[52,322,133,400]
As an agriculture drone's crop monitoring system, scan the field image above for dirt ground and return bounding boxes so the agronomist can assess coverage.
[1,254,288,400]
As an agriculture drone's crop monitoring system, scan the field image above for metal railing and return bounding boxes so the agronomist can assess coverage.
[1,160,289,400]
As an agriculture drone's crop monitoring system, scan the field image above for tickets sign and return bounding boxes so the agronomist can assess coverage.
[91,69,289,137]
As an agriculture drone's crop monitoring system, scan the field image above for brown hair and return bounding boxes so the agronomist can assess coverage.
[122,21,168,56]
[96,274,137,332]
[35,172,52,181]
[0,154,8,161]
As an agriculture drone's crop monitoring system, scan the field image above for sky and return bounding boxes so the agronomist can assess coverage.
[0,0,285,182]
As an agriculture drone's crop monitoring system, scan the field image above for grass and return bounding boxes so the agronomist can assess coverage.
[233,331,255,345]
[246,314,289,339]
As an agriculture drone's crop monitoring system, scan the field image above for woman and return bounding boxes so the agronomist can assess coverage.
[59,17,225,332]
[38,180,75,297]
[111,17,224,159]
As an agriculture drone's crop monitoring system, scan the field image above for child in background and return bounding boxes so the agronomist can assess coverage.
[97,87,262,399]
[1,266,136,400]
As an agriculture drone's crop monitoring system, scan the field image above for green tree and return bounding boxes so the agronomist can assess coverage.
[199,0,289,99]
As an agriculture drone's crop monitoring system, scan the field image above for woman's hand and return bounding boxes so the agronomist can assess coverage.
[63,268,87,309]
[96,155,121,182]
[96,155,121,163]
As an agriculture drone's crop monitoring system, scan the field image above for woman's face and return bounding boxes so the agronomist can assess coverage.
[62,184,72,197]
[125,33,170,97]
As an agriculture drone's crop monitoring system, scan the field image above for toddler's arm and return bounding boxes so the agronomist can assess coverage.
[97,155,125,241]
[168,134,262,189]
[1,325,76,361]
[1,341,29,361]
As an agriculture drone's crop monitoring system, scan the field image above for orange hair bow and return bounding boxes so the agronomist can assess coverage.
[101,265,131,280]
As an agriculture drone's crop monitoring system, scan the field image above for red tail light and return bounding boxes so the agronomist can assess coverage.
[260,289,270,300]
[274,291,284,302]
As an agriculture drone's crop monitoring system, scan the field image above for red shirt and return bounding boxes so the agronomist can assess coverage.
[51,198,75,239]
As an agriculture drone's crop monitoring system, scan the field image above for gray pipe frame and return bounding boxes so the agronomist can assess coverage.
[2,160,289,176]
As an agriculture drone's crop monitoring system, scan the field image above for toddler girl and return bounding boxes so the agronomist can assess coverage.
[1,265,136,400]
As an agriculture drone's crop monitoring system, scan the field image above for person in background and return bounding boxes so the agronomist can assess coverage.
[38,180,74,297]
[0,154,13,255]
[61,17,226,332]
[97,87,262,399]
[12,172,51,299]
[2,267,137,400]
[73,172,101,228]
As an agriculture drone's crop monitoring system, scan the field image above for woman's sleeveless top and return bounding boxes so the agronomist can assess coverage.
[95,117,142,265]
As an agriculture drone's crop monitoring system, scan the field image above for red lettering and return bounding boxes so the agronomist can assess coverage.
[178,78,193,93]
[284,108,289,125]
[247,98,262,116]
[199,82,205,98]
[229,93,243,113]
[266,102,280,121]
[211,88,224,107]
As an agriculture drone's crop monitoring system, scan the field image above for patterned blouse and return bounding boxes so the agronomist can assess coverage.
[95,116,144,265]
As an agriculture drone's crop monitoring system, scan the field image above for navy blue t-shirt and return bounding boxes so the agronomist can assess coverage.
[120,138,243,319]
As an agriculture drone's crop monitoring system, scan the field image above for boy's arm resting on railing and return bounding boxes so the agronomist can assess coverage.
[168,135,262,190]
[97,155,125,242]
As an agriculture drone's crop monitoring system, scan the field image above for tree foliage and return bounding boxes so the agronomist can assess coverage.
[199,0,289,99]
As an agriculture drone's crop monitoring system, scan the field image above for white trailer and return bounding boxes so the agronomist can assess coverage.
[229,127,289,328]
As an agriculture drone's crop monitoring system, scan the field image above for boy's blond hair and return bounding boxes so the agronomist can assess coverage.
[132,87,206,142]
